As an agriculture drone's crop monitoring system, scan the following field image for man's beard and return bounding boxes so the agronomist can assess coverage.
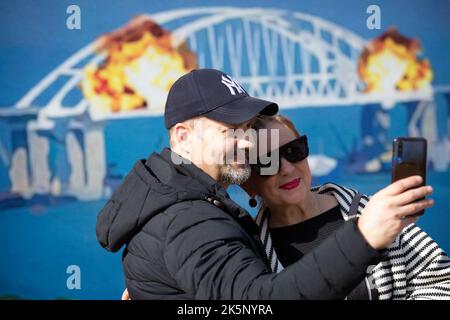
[218,163,251,185]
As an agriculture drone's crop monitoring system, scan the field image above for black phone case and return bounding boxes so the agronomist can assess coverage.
[392,137,427,215]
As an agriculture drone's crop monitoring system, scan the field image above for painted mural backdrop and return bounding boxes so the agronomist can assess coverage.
[1,0,449,299]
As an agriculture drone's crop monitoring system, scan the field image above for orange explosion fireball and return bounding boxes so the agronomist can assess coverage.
[81,16,197,114]
[358,28,433,93]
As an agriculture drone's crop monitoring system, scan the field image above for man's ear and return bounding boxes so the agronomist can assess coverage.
[172,123,192,154]
[241,180,257,197]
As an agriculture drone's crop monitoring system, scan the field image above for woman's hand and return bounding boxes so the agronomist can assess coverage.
[357,175,434,250]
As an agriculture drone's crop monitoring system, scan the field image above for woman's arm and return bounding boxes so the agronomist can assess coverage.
[400,224,450,300]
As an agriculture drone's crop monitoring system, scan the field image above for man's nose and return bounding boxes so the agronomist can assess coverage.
[237,137,255,150]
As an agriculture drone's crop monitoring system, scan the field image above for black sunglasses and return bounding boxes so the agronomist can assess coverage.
[251,135,309,176]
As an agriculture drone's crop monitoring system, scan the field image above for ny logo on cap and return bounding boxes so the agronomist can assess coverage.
[221,75,245,96]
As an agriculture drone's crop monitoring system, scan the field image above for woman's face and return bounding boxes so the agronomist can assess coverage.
[249,121,312,208]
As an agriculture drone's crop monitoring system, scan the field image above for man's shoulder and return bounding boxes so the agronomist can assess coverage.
[160,199,250,240]
[163,199,233,222]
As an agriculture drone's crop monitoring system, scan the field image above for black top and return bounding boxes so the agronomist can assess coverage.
[270,205,343,266]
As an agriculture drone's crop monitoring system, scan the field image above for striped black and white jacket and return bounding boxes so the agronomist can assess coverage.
[255,182,450,300]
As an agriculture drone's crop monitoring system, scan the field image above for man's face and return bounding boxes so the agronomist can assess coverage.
[190,117,256,186]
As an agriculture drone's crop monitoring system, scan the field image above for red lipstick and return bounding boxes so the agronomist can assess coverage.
[279,178,301,190]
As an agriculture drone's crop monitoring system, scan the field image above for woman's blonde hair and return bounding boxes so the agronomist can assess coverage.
[250,114,302,211]
[253,114,301,137]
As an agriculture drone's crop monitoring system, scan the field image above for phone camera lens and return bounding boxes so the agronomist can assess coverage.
[398,142,403,157]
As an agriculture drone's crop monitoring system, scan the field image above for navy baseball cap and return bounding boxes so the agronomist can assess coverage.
[164,69,278,129]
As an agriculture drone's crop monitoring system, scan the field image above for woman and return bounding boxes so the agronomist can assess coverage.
[244,114,450,300]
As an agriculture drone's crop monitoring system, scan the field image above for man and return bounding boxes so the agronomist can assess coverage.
[96,69,431,299]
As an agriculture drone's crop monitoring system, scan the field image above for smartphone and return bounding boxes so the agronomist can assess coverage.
[392,137,427,215]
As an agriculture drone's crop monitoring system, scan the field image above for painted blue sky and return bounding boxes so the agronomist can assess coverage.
[1,0,449,105]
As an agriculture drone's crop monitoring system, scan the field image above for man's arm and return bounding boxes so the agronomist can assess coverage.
[163,203,380,300]
[162,176,432,300]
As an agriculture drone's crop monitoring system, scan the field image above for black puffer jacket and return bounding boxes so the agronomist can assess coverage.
[96,148,381,299]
